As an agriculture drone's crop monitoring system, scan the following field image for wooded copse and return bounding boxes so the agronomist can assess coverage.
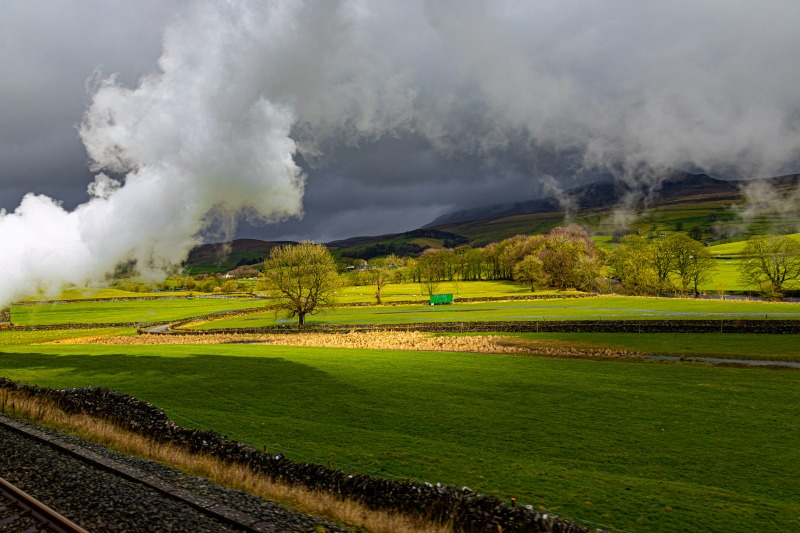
[105,227,799,301]
[341,226,800,298]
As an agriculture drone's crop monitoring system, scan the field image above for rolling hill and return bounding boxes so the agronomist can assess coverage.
[185,173,800,270]
[184,238,293,273]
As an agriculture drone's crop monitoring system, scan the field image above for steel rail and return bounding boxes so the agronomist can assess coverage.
[0,417,273,532]
[0,475,88,533]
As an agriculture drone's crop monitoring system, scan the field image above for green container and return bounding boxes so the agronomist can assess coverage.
[429,294,454,305]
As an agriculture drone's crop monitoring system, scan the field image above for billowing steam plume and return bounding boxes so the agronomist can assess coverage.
[2,0,800,307]
[1,2,307,306]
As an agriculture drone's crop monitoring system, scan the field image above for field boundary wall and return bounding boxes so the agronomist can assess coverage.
[0,378,596,533]
[166,319,800,335]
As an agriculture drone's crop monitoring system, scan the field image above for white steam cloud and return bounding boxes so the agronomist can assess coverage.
[2,0,800,307]
[1,2,306,306]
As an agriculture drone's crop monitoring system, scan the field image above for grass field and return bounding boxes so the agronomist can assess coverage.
[499,332,800,362]
[187,295,800,329]
[0,342,798,532]
[336,280,571,304]
[707,233,800,256]
[3,292,800,531]
[10,297,268,326]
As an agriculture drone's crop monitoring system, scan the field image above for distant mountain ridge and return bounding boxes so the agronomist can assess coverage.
[424,172,741,227]
[185,238,293,271]
[184,172,800,270]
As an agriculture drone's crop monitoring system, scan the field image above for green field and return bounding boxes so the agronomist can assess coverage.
[10,297,268,326]
[3,292,800,531]
[0,343,798,532]
[336,280,571,304]
[707,233,800,258]
[187,296,800,329]
[500,332,800,362]
[23,287,193,301]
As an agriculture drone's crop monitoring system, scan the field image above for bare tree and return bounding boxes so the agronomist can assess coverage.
[367,257,393,304]
[738,235,800,296]
[665,234,716,295]
[260,242,340,327]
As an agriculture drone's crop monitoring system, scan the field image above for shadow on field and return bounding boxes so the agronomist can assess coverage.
[0,350,352,418]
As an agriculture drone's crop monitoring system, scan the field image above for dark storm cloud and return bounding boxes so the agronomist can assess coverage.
[2,1,800,306]
[257,134,579,242]
[0,1,179,208]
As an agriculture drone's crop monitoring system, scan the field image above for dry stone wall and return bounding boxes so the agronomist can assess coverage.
[0,378,597,533]
[177,319,800,336]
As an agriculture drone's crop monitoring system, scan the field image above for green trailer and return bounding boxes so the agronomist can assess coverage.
[429,293,454,305]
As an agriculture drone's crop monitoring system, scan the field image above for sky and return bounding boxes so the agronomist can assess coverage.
[1,1,800,304]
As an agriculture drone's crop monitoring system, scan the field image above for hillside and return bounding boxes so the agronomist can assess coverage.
[437,173,797,241]
[185,173,800,269]
[184,238,293,272]
[425,172,742,227]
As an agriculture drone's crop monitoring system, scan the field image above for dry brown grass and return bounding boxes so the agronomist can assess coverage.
[0,390,449,533]
[45,330,528,354]
[45,331,647,361]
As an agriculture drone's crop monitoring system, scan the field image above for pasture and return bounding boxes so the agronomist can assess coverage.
[0,342,798,532]
[336,280,564,304]
[10,297,268,326]
[501,332,800,362]
[187,295,800,329]
[2,291,800,532]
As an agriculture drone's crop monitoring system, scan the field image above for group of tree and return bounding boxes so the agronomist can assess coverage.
[737,235,800,298]
[132,273,245,294]
[608,233,716,295]
[258,231,800,327]
[346,225,605,295]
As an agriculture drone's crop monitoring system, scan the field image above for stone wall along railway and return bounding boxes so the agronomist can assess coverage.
[0,379,598,533]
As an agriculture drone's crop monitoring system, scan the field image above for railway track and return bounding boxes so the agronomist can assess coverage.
[0,416,348,532]
[0,475,87,532]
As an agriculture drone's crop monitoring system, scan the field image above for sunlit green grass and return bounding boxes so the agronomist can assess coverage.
[700,259,744,292]
[708,233,800,257]
[336,280,574,304]
[10,298,268,326]
[498,332,800,362]
[0,328,136,345]
[22,287,195,301]
[0,344,798,532]
[188,295,800,329]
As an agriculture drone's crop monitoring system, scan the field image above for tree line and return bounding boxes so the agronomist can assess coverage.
[246,229,800,327]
